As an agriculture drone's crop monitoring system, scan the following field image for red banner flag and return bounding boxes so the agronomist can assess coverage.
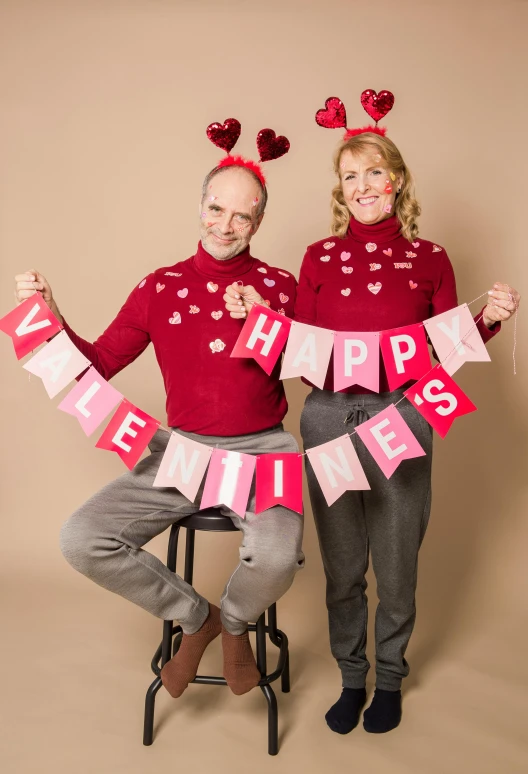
[95,398,160,469]
[255,453,303,515]
[230,304,291,375]
[380,323,431,391]
[0,293,62,359]
[404,365,477,438]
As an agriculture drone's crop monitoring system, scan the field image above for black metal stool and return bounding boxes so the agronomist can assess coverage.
[143,509,290,756]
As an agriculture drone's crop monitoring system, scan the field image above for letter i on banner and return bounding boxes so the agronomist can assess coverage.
[200,449,256,518]
[153,432,213,502]
[22,330,91,398]
[255,454,303,515]
[423,303,490,375]
[0,293,63,359]
[96,398,160,470]
[280,322,334,389]
[57,366,123,435]
[380,323,431,390]
[231,304,292,375]
[306,435,370,506]
[355,404,425,479]
[404,365,477,438]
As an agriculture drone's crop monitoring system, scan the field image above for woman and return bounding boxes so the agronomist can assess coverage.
[293,132,520,735]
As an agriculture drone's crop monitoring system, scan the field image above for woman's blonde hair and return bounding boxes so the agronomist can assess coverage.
[331,133,421,242]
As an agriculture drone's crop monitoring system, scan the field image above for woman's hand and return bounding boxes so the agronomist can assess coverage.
[223,283,266,320]
[483,283,520,327]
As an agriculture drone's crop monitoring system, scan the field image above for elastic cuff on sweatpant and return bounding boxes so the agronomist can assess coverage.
[342,674,369,690]
[220,609,248,636]
[375,677,403,692]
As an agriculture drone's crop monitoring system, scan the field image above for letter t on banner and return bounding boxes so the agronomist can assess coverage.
[280,322,334,389]
[355,404,425,479]
[306,435,370,506]
[200,449,256,518]
[0,293,63,359]
[404,365,477,438]
[96,398,160,470]
[230,304,292,375]
[153,432,213,502]
[255,454,303,515]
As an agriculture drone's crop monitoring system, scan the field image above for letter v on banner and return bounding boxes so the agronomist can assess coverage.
[230,304,292,375]
[306,435,370,506]
[255,454,303,514]
[0,292,63,359]
[153,432,213,502]
[404,365,477,438]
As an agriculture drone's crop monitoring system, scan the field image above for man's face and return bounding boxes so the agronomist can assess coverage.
[199,167,264,260]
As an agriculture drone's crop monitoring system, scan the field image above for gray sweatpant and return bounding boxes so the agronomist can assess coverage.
[60,424,304,636]
[300,388,433,691]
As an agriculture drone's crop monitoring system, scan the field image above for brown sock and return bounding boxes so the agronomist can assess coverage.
[222,626,261,695]
[160,603,221,698]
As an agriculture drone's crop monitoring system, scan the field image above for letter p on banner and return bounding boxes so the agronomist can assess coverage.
[231,304,291,375]
[255,453,303,515]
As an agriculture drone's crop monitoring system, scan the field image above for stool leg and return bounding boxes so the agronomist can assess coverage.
[268,605,290,693]
[256,613,279,755]
[281,651,291,694]
[184,528,195,585]
[143,677,163,745]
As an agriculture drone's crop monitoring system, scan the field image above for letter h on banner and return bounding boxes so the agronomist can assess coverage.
[231,304,291,374]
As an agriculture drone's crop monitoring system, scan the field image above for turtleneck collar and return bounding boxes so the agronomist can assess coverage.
[347,215,403,245]
[193,240,254,278]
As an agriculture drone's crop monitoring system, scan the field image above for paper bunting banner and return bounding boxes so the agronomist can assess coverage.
[200,449,256,518]
[333,331,380,392]
[95,399,160,470]
[22,330,91,398]
[153,431,213,502]
[255,453,303,515]
[404,365,477,438]
[0,293,62,359]
[380,323,432,391]
[231,304,292,375]
[306,434,370,506]
[355,404,426,479]
[280,321,334,389]
[57,366,123,435]
[424,304,490,376]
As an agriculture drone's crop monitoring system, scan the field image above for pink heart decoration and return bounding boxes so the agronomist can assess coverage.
[177,288,188,298]
[211,311,223,320]
[383,248,392,257]
[206,282,218,293]
[368,282,382,295]
[432,245,442,252]
[365,242,377,253]
[324,242,336,250]
[360,89,395,122]
[169,312,181,324]
[209,338,226,353]
[279,293,289,303]
[264,278,275,287]
[320,255,331,262]
[138,279,146,288]
[342,266,353,274]
[156,283,165,293]
[341,251,351,261]
[409,281,418,290]
[412,241,420,248]
[257,267,267,273]
[341,288,351,296]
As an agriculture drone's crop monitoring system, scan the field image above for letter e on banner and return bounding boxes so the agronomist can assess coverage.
[96,398,160,470]
[355,405,426,478]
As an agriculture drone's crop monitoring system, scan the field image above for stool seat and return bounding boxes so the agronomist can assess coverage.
[178,508,238,532]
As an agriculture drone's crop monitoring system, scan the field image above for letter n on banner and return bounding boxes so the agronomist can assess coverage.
[255,454,303,515]
[230,304,291,375]
[153,432,213,502]
[306,435,370,506]
[200,449,256,518]
[58,366,123,435]
[280,322,334,389]
[423,304,490,375]
[0,293,63,359]
[96,398,160,470]
[22,330,91,398]
[404,365,477,438]
[380,323,431,390]
[355,405,425,479]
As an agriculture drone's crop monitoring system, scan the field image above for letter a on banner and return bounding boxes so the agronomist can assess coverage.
[22,330,91,398]
[153,432,213,502]
[96,398,160,470]
[0,293,63,359]
[57,366,123,435]
[200,449,256,518]
[231,304,292,375]
[423,304,490,376]
[255,453,303,515]
[380,323,431,390]
[280,322,334,389]
[404,365,477,438]
[355,404,426,479]
[333,331,380,392]
[306,435,370,506]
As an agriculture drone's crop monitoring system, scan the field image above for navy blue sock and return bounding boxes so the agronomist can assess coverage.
[363,688,402,733]
[325,687,367,734]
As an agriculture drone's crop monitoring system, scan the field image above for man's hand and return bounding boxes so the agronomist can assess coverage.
[14,269,62,323]
[483,282,521,327]
[223,283,266,320]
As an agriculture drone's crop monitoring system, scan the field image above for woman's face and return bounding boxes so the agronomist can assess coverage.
[339,148,403,226]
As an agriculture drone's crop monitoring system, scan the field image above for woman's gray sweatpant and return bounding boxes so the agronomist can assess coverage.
[60,425,304,636]
[300,387,433,691]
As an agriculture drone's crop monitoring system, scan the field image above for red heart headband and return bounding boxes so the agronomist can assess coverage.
[206,119,290,186]
[315,89,395,139]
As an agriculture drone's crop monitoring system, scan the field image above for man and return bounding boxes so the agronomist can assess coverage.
[14,163,303,698]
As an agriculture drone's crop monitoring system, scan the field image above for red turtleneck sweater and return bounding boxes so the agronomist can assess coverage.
[62,242,297,435]
[294,216,500,393]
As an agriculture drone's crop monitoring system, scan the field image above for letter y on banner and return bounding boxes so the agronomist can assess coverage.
[424,304,490,375]
[306,435,370,506]
[404,365,477,438]
[153,432,212,502]
[255,454,303,515]
[231,304,291,375]
[0,293,62,359]
[200,449,256,518]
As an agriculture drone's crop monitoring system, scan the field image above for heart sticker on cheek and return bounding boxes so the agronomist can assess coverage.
[264,278,275,287]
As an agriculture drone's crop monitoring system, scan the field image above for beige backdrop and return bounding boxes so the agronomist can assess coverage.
[1,1,527,773]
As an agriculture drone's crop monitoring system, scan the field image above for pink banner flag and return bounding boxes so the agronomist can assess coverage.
[95,399,160,470]
[423,303,490,375]
[230,304,292,375]
[333,331,380,392]
[380,323,431,391]
[306,434,370,506]
[404,365,477,438]
[255,453,303,515]
[200,449,256,518]
[280,321,334,389]
[57,366,123,435]
[153,432,213,502]
[355,404,426,479]
[22,330,91,398]
[0,293,62,359]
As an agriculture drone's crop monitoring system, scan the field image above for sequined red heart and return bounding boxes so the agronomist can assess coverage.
[315,97,347,129]
[360,90,395,122]
[257,129,290,162]
[206,118,241,153]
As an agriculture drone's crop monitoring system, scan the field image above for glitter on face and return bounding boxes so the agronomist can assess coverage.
[384,184,393,194]
[201,212,206,218]
[389,172,396,181]
[373,154,382,162]
[209,195,216,201]
[252,197,259,205]
[384,203,392,213]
